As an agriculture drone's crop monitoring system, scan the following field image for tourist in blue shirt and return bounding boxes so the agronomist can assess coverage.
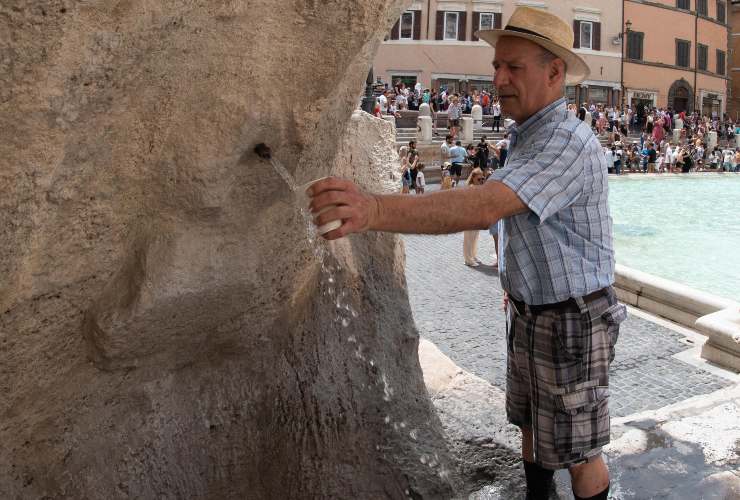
[308,8,624,500]
[448,140,467,186]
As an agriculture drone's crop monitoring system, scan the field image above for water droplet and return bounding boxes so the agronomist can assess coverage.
[347,335,357,343]
[351,309,358,318]
[376,445,381,451]
[369,359,375,367]
[327,288,335,296]
[341,318,350,327]
[420,455,427,465]
[328,276,334,284]
[409,429,418,440]
[384,416,391,424]
[399,421,406,429]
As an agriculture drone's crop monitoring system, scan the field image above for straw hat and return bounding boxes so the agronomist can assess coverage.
[476,6,589,84]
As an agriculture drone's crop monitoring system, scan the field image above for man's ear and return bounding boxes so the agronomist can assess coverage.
[549,59,566,86]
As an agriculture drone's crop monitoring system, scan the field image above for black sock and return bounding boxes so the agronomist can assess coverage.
[573,483,609,500]
[523,460,555,500]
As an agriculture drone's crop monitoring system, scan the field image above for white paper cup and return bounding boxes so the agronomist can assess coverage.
[300,177,342,235]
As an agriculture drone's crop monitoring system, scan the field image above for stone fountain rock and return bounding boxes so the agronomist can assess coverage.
[0,1,456,498]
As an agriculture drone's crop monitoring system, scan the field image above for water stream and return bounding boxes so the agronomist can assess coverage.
[266,151,453,489]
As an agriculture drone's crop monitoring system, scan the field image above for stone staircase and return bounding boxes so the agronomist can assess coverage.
[395,127,642,148]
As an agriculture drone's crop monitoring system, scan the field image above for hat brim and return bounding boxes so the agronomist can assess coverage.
[475,29,590,85]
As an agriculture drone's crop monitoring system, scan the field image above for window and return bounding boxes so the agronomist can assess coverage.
[566,86,577,104]
[698,43,708,70]
[472,12,500,41]
[717,1,726,23]
[676,39,691,67]
[444,12,459,40]
[676,0,690,9]
[627,31,644,60]
[697,0,708,15]
[388,11,420,40]
[399,11,414,39]
[479,12,495,31]
[579,21,593,50]
[717,49,726,75]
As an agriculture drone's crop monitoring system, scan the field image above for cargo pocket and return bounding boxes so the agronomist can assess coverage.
[601,303,627,362]
[552,381,610,456]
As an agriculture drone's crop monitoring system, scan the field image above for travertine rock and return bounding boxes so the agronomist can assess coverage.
[1,1,454,498]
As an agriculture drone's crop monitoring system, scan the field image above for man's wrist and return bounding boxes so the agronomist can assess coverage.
[367,193,381,232]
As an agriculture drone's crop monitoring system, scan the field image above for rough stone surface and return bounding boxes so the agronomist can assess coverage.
[418,340,524,499]
[1,2,458,498]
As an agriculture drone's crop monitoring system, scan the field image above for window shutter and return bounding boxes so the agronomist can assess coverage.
[435,11,444,40]
[676,41,680,66]
[413,10,421,40]
[593,22,601,51]
[472,12,480,41]
[458,11,467,41]
[391,19,400,40]
[573,20,581,48]
[494,13,502,29]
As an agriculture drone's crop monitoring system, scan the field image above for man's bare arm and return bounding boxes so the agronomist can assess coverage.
[308,177,528,239]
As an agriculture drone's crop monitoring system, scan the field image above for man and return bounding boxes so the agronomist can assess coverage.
[308,7,623,500]
[492,97,502,132]
[377,90,388,115]
[440,134,453,166]
[603,145,614,175]
[647,142,657,173]
[448,140,467,187]
[577,103,587,122]
[476,136,491,173]
[447,94,463,139]
[406,140,420,187]
[495,132,510,166]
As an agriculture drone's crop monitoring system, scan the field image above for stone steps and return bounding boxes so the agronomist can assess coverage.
[394,127,643,147]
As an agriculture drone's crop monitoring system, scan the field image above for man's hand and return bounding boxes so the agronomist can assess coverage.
[307,177,378,240]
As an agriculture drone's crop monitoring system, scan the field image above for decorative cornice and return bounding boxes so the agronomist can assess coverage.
[624,58,730,80]
[626,0,730,30]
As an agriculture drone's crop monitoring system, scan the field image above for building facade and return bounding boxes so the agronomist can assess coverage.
[728,0,740,117]
[373,0,624,106]
[623,0,730,117]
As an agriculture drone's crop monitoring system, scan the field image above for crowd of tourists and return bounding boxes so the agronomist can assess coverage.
[374,80,503,127]
[578,103,740,173]
[399,134,509,193]
[389,85,740,178]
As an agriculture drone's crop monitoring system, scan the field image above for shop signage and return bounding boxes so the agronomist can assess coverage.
[633,92,654,99]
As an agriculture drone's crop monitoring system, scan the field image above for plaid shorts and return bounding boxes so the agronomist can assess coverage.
[505,287,627,470]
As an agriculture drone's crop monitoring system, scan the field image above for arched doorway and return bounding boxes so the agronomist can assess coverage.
[668,79,693,113]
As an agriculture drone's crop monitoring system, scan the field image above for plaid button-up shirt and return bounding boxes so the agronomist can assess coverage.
[489,98,614,305]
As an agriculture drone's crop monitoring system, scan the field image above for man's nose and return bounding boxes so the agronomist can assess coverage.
[493,68,508,87]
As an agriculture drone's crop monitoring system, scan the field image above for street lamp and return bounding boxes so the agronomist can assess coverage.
[620,19,632,109]
[361,67,376,114]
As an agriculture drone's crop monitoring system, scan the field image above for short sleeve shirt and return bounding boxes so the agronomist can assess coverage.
[488,98,615,305]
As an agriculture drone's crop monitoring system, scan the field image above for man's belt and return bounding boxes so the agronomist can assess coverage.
[510,288,609,315]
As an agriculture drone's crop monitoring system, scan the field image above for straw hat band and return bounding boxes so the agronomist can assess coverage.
[504,25,553,42]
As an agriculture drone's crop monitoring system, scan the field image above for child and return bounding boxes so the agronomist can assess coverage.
[415,163,426,194]
[440,162,453,190]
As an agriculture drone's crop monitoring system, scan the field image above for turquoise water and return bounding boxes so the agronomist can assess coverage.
[609,175,740,301]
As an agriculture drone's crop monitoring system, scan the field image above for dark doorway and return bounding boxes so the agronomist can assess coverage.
[668,79,693,113]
